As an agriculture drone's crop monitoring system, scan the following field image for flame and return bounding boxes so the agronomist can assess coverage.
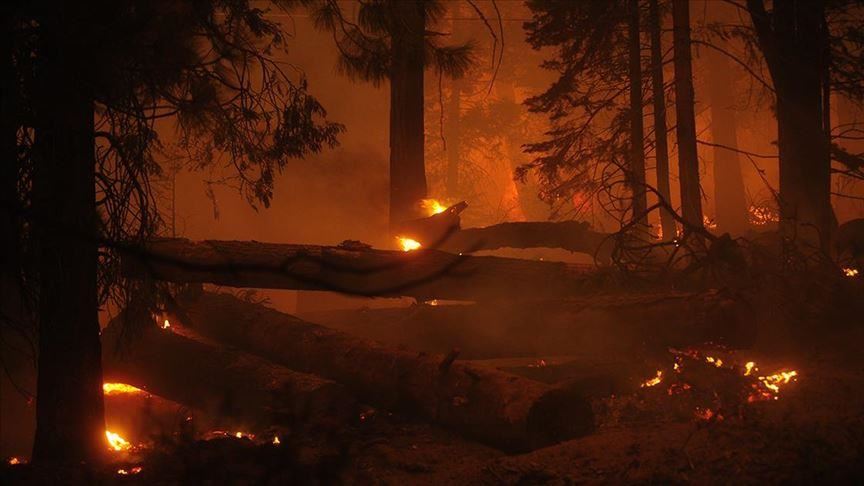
[640,370,663,388]
[273,436,281,445]
[106,430,132,451]
[396,237,421,252]
[420,198,448,216]
[103,383,145,395]
[234,431,254,439]
[8,457,23,465]
[744,361,756,376]
[748,205,779,226]
[425,299,439,306]
[161,319,171,330]
[117,466,142,475]
[694,407,717,421]
[703,216,718,229]
[705,356,724,368]
[757,370,798,396]
[843,267,859,277]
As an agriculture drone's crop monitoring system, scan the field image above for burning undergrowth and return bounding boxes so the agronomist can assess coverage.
[595,344,800,429]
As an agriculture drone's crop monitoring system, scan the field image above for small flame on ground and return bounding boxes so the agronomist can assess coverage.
[273,436,281,445]
[396,237,421,252]
[425,299,440,306]
[161,319,171,330]
[117,466,142,475]
[106,430,132,451]
[420,198,448,216]
[641,370,663,388]
[8,456,23,465]
[234,431,254,439]
[705,356,724,367]
[103,383,145,395]
[749,205,779,226]
[843,267,859,277]
[702,216,718,229]
[757,370,798,396]
[744,361,756,376]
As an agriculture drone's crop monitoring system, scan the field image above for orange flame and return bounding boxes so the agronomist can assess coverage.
[273,436,281,445]
[843,267,859,278]
[8,457,23,465]
[103,383,145,395]
[106,430,132,451]
[117,466,142,475]
[420,198,448,216]
[161,319,171,330]
[396,237,421,252]
[640,370,663,388]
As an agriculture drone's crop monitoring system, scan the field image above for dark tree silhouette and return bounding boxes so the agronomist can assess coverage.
[302,0,475,226]
[628,0,648,228]
[672,0,704,233]
[4,0,342,465]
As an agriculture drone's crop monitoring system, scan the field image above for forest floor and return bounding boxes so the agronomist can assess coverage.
[3,285,864,484]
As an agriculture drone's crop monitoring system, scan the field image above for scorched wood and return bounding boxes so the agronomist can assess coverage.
[179,291,596,452]
[119,238,596,301]
[102,315,356,429]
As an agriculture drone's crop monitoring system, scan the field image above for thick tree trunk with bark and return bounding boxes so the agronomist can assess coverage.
[31,16,105,465]
[672,0,704,232]
[648,0,677,241]
[102,316,355,429]
[747,0,832,252]
[389,0,427,227]
[120,238,598,301]
[628,0,648,227]
[178,292,595,452]
[705,47,749,235]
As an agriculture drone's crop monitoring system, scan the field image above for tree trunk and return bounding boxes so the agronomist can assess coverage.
[389,0,427,227]
[746,0,832,252]
[180,291,595,452]
[671,0,704,232]
[628,0,648,228]
[648,0,677,241]
[705,45,748,235]
[102,317,355,429]
[1,10,21,312]
[120,238,599,302]
[30,16,105,465]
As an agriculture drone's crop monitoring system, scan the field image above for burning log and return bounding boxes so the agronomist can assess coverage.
[101,316,356,429]
[119,238,597,301]
[394,202,613,262]
[178,291,596,452]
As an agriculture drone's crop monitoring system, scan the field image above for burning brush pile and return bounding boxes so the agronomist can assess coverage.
[598,345,800,429]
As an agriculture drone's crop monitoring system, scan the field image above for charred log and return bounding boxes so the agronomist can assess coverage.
[120,238,597,301]
[179,291,596,452]
[102,316,356,429]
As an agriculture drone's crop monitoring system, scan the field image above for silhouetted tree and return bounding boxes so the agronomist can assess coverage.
[5,0,342,465]
[672,0,704,233]
[303,0,474,226]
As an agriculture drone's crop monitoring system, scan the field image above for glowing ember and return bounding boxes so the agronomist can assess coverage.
[843,267,859,277]
[744,361,756,376]
[702,216,718,229]
[757,370,798,396]
[705,356,724,368]
[694,407,720,421]
[748,205,779,226]
[273,436,281,445]
[8,457,23,465]
[396,236,421,252]
[103,382,145,395]
[161,319,171,330]
[234,431,254,439]
[425,299,440,306]
[420,198,448,216]
[106,430,132,451]
[117,466,142,475]
[641,370,663,388]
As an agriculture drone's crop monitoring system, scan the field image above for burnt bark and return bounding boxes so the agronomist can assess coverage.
[628,0,648,228]
[648,0,677,241]
[747,0,832,251]
[179,291,595,452]
[705,46,748,235]
[120,238,599,301]
[102,317,355,429]
[389,0,428,227]
[30,15,105,465]
[672,0,704,232]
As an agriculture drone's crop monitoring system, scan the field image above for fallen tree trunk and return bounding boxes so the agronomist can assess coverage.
[102,315,356,430]
[301,290,753,360]
[393,204,613,262]
[120,238,597,301]
[178,291,596,452]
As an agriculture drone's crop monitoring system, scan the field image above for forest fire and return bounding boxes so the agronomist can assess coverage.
[396,236,422,251]
[2,0,862,483]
